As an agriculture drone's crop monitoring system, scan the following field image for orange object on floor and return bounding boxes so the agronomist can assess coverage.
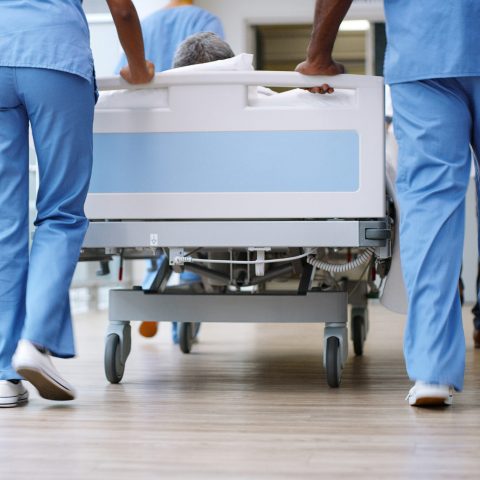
[139,321,158,338]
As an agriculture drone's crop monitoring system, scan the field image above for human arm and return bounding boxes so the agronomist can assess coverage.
[106,0,155,83]
[296,0,353,92]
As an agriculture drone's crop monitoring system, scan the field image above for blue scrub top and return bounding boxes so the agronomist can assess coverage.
[0,0,93,81]
[384,0,480,84]
[116,5,224,73]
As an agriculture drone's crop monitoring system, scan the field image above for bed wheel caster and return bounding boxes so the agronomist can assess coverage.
[179,322,201,354]
[325,336,342,388]
[104,322,131,384]
[179,322,194,354]
[105,334,125,384]
[352,316,366,356]
[351,307,368,356]
[324,325,347,388]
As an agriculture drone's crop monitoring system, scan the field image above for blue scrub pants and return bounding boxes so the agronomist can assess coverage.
[391,77,480,391]
[0,67,95,381]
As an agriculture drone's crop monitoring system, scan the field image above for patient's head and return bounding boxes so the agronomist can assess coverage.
[173,32,235,68]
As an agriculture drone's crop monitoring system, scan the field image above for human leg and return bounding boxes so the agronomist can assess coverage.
[0,67,30,382]
[15,68,95,357]
[391,79,472,393]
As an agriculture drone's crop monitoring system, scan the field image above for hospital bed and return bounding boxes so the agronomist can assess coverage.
[81,71,390,388]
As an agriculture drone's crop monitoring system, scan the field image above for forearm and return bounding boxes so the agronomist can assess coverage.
[106,0,147,72]
[307,0,353,66]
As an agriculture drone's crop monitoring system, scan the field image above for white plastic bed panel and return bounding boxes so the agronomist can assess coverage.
[86,71,385,220]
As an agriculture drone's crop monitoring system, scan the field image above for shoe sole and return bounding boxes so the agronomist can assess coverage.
[16,367,74,401]
[0,396,29,408]
[410,396,451,407]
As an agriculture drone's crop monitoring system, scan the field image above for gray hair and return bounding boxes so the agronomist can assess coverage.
[173,32,235,68]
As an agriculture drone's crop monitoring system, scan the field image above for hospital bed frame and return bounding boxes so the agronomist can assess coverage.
[81,71,389,389]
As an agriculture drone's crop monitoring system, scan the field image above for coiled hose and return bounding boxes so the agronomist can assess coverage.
[307,248,375,274]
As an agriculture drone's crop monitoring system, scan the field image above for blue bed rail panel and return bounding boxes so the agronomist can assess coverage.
[90,130,359,194]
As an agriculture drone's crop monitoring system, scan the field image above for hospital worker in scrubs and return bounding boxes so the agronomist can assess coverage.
[0,0,154,408]
[116,0,224,343]
[297,0,480,406]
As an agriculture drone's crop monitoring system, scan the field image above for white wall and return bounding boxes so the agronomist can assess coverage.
[88,19,119,76]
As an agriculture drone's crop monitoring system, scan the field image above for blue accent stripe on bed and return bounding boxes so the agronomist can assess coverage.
[90,130,359,193]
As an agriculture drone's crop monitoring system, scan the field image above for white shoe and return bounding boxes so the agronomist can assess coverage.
[12,340,76,401]
[0,380,29,408]
[406,381,453,407]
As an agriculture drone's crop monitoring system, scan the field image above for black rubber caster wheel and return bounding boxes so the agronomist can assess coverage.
[105,334,125,384]
[352,315,366,356]
[326,336,342,388]
[192,322,201,340]
[179,322,194,354]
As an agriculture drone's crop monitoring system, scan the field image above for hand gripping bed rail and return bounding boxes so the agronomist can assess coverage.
[96,71,383,92]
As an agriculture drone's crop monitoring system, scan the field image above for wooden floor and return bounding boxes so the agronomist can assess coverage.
[1,304,479,479]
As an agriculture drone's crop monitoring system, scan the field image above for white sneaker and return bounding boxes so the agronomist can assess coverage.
[0,380,29,408]
[406,381,453,406]
[12,340,76,401]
